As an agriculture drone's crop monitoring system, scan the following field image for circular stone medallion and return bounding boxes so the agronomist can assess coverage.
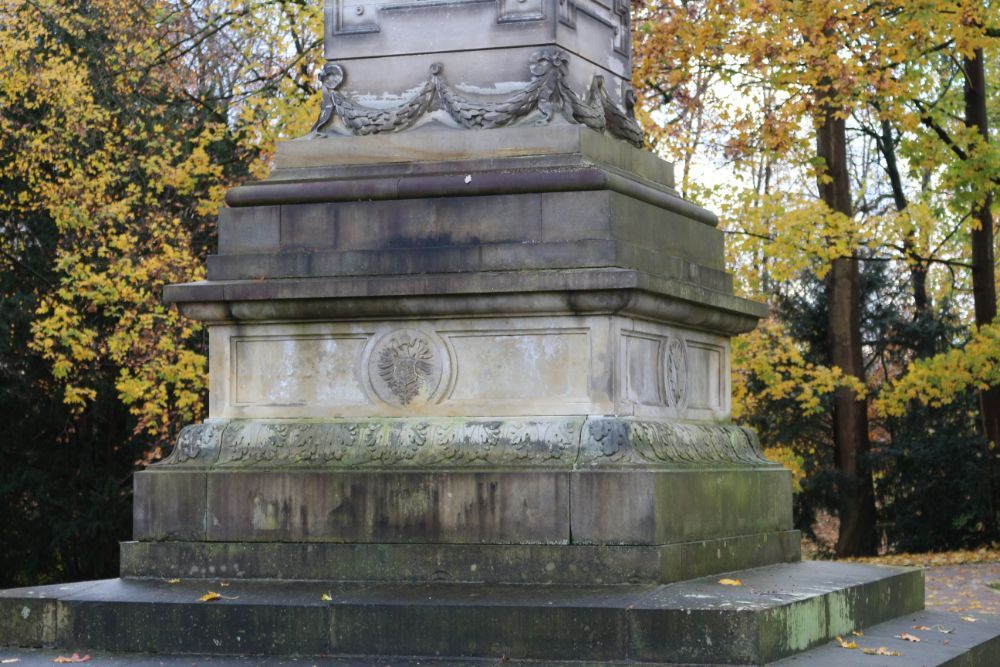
[663,336,689,408]
[367,329,445,407]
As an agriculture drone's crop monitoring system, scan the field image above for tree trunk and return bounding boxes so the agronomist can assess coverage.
[964,47,999,538]
[816,109,879,556]
[876,119,930,325]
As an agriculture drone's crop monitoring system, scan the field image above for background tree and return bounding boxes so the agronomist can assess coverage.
[0,0,321,586]
[634,0,998,555]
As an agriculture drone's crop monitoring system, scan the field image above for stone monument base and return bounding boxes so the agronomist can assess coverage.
[3,128,997,664]
[3,561,1000,665]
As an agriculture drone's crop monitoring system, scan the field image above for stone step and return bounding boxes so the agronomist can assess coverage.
[772,608,1000,666]
[2,608,996,666]
[119,533,801,585]
[1,562,922,664]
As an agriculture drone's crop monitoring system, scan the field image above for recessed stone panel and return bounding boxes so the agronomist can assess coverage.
[445,330,591,402]
[210,317,729,420]
[231,335,368,407]
[686,341,723,411]
[624,334,661,406]
[616,321,729,419]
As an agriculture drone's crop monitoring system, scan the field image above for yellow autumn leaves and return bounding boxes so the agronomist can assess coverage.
[877,323,1000,417]
[2,0,323,458]
[732,319,866,420]
[732,317,1000,436]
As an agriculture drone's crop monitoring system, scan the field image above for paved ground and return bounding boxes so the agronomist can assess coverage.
[925,562,1000,616]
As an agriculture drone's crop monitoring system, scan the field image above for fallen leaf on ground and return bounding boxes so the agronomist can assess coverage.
[219,581,230,587]
[200,591,221,602]
[851,630,864,636]
[321,593,332,601]
[1,659,21,664]
[835,636,858,649]
[52,655,91,663]
[718,578,742,586]
[862,647,901,656]
[166,578,180,584]
[914,624,953,634]
[961,616,978,622]
[896,632,921,642]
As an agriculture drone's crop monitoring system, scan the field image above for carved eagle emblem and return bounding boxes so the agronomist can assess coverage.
[376,334,435,405]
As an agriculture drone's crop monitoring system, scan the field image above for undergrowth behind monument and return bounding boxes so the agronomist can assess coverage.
[2,0,999,663]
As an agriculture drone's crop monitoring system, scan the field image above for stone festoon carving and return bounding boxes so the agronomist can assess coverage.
[311,51,644,147]
[311,0,642,144]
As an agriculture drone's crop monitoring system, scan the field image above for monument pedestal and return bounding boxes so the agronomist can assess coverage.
[3,126,999,667]
[131,126,799,584]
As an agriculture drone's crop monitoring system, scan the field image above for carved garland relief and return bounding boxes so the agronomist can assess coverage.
[310,49,643,147]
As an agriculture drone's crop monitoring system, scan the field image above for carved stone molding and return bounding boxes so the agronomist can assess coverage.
[160,417,770,468]
[310,49,643,147]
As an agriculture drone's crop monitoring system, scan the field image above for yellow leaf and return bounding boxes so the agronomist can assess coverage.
[166,578,180,584]
[199,591,221,602]
[718,578,742,586]
[835,636,858,649]
[895,632,921,642]
[321,593,333,601]
[862,647,900,656]
[851,630,864,636]
[961,616,978,622]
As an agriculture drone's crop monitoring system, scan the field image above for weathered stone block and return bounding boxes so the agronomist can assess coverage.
[570,468,793,545]
[132,470,206,541]
[119,531,801,584]
[203,471,570,544]
[327,588,629,661]
[61,579,331,655]
[0,594,58,647]
[273,126,675,187]
[216,206,280,254]
[278,194,543,251]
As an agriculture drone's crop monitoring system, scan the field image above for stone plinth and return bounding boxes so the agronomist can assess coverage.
[138,124,799,587]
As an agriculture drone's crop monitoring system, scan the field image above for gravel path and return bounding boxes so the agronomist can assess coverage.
[924,562,1000,616]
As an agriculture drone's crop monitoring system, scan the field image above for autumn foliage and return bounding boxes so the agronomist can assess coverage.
[634,0,999,554]
[0,0,320,585]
